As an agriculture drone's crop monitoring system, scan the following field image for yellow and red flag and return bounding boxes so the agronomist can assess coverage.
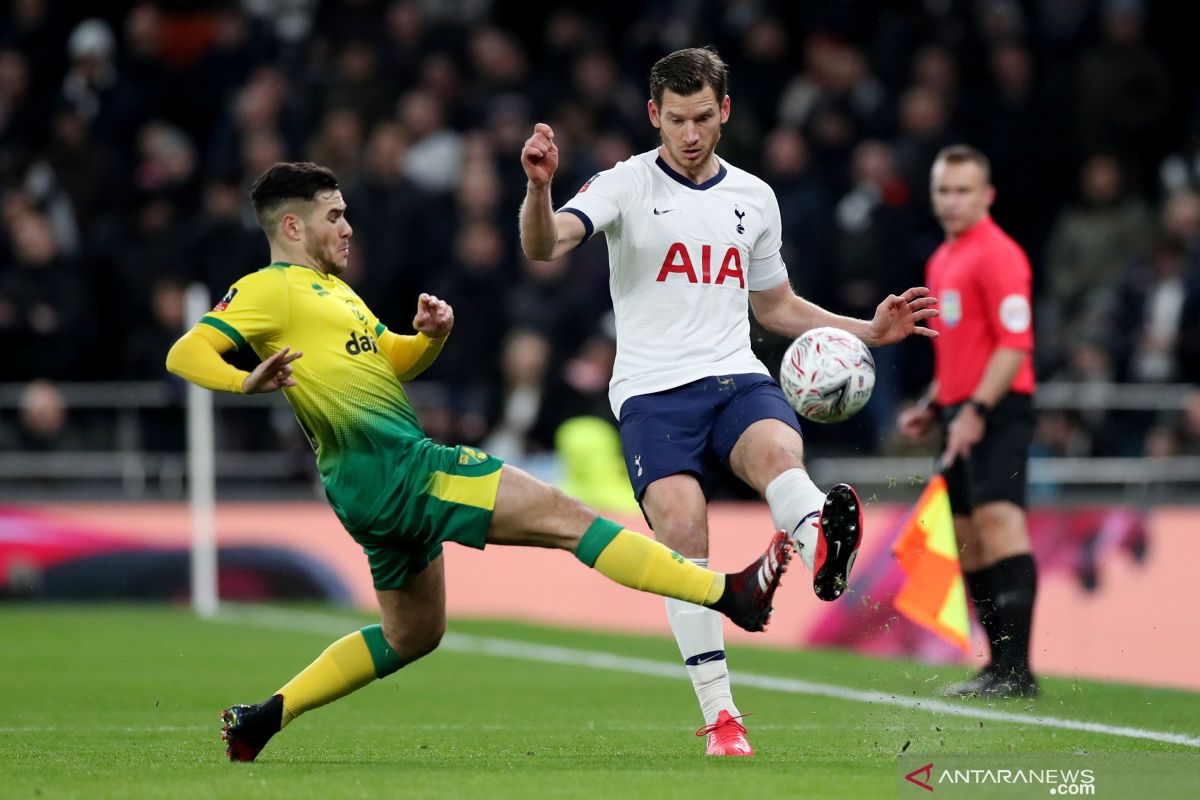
[893,474,971,652]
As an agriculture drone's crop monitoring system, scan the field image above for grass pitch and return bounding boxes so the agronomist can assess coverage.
[3,604,1197,799]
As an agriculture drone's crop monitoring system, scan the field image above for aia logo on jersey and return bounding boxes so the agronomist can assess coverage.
[579,172,600,193]
[212,288,237,312]
[345,330,379,356]
[656,243,745,288]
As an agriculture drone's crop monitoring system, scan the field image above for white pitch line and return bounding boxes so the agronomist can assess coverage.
[214,604,1200,749]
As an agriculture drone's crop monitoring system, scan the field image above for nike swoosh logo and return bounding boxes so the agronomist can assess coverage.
[653,207,675,215]
[695,653,723,664]
[832,540,842,560]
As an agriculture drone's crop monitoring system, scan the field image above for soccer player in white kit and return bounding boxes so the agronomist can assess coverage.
[519,47,939,756]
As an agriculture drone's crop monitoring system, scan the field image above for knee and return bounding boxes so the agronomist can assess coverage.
[972,502,1025,535]
[653,514,708,556]
[382,617,446,664]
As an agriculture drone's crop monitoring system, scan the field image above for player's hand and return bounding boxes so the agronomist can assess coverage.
[939,405,985,468]
[898,404,936,441]
[521,123,559,188]
[865,287,939,347]
[243,346,302,394]
[413,293,453,338]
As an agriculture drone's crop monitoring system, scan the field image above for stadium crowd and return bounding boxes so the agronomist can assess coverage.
[2,0,1199,470]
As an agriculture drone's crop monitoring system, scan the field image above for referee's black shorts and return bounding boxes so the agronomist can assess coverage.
[940,392,1035,516]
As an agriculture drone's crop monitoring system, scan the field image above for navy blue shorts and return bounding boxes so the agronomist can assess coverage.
[618,373,804,501]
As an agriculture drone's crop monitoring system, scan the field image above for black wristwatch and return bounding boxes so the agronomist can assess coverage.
[966,399,991,419]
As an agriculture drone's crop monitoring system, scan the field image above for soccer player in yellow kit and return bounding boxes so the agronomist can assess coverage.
[166,161,793,762]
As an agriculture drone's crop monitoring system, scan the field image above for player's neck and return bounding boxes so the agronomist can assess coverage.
[270,247,329,277]
[657,146,721,185]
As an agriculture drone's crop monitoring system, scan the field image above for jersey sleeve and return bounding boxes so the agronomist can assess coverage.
[558,163,635,240]
[747,189,788,291]
[978,241,1034,351]
[198,268,287,350]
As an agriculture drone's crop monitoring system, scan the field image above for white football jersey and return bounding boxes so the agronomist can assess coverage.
[560,149,788,416]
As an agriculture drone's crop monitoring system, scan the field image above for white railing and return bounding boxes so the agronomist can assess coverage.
[0,380,1196,499]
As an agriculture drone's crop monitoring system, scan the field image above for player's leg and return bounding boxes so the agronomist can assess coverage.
[221,556,446,762]
[944,394,1038,698]
[721,377,862,601]
[639,474,755,755]
[968,500,1037,694]
[618,381,761,754]
[485,462,790,633]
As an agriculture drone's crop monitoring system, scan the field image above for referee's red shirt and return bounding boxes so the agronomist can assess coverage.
[926,215,1035,406]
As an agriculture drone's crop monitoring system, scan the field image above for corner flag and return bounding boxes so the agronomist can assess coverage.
[893,474,971,652]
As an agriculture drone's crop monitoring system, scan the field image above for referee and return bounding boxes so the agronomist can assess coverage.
[898,145,1039,698]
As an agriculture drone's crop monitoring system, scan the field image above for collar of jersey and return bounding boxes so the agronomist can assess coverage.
[952,214,995,247]
[267,261,334,280]
[655,155,727,190]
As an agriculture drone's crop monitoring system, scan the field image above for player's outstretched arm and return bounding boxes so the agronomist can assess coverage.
[750,282,873,341]
[750,283,938,347]
[379,293,453,381]
[166,325,300,394]
[519,122,586,261]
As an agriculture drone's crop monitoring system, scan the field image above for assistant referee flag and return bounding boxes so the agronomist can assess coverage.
[893,475,971,653]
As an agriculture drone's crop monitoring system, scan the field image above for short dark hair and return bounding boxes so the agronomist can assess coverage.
[649,47,728,107]
[250,162,340,230]
[933,144,991,183]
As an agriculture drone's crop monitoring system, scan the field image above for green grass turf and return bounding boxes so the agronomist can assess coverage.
[2,604,1197,799]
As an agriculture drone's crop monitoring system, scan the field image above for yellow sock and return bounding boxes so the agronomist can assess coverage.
[276,625,403,727]
[576,517,724,606]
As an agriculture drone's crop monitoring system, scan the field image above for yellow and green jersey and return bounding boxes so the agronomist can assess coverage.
[200,262,422,529]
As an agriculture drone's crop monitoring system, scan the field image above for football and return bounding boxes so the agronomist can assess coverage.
[779,327,876,423]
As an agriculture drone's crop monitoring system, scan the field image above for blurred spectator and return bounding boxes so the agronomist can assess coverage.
[832,140,915,318]
[1144,390,1200,458]
[483,328,553,460]
[424,220,511,423]
[343,120,435,324]
[1076,0,1171,181]
[321,40,393,128]
[59,18,118,135]
[120,277,187,380]
[397,87,462,193]
[778,35,887,139]
[0,48,43,160]
[968,41,1064,259]
[28,106,115,234]
[0,209,87,379]
[13,379,80,451]
[188,176,269,301]
[1116,234,1192,382]
[507,253,600,368]
[306,107,364,185]
[733,17,791,132]
[1160,189,1200,264]
[1176,272,1200,384]
[1043,153,1152,347]
[893,84,953,201]
[760,126,831,301]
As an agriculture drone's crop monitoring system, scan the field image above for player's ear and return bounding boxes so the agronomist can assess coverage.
[279,210,303,242]
[720,95,730,124]
[647,98,661,129]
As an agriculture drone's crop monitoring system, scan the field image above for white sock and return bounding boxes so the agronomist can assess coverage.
[765,468,825,572]
[666,558,737,725]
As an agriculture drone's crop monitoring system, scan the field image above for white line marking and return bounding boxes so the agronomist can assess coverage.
[214,604,1200,749]
[0,725,208,734]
